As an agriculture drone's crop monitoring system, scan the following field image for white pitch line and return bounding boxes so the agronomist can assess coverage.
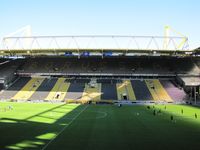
[41,105,89,150]
[95,111,107,119]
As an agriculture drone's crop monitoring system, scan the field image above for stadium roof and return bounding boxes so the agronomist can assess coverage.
[180,77,200,86]
[0,35,195,57]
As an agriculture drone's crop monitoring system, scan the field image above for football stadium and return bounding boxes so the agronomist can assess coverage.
[0,28,200,150]
[1,1,200,150]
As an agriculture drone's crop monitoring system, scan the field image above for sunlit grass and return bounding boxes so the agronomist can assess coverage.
[6,140,45,150]
[0,102,79,124]
[36,133,57,140]
[153,104,200,124]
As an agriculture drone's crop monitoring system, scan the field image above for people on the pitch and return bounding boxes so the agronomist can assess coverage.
[195,113,198,119]
[153,110,156,116]
[0,106,13,112]
[118,103,122,107]
[181,109,183,114]
[8,105,13,110]
[170,115,173,121]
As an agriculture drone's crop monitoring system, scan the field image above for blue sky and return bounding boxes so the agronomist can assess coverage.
[0,0,200,49]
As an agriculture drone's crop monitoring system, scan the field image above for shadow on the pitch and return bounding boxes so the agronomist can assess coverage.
[0,103,87,150]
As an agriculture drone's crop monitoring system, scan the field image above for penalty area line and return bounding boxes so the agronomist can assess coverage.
[41,105,89,150]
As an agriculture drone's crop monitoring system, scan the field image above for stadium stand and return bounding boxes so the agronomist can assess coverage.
[65,80,85,100]
[12,78,44,100]
[101,83,118,100]
[0,77,31,100]
[160,80,187,101]
[0,56,199,103]
[0,59,24,87]
[45,78,70,101]
[29,78,58,101]
[0,76,188,102]
[124,80,136,101]
[116,80,136,101]
[131,80,153,100]
[145,79,173,102]
[81,82,101,102]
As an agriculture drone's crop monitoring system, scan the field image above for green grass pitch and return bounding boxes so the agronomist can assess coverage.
[0,102,200,150]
